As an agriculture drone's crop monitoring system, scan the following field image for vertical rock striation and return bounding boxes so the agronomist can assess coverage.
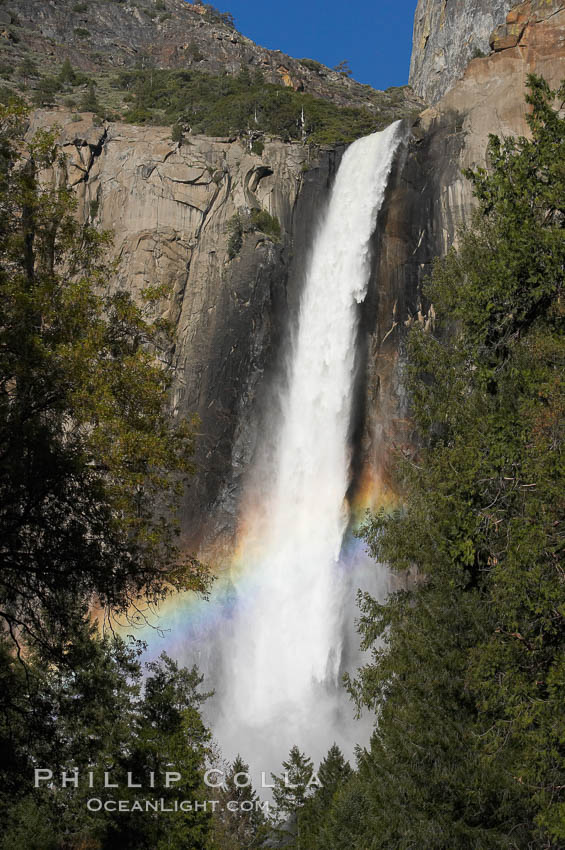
[29,111,342,552]
[409,0,515,103]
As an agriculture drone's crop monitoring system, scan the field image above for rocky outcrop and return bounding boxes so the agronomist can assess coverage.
[363,0,565,496]
[489,0,565,52]
[409,0,515,103]
[2,0,420,115]
[12,0,420,558]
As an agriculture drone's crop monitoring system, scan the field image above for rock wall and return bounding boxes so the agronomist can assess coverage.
[29,111,341,551]
[409,0,515,103]
[363,0,565,494]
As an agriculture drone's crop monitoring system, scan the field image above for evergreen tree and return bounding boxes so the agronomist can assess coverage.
[296,744,352,849]
[211,755,269,849]
[0,632,214,849]
[18,56,39,83]
[330,75,565,848]
[272,746,316,816]
[171,121,183,144]
[58,57,77,85]
[333,60,352,77]
[32,75,61,106]
[272,746,317,845]
[80,80,100,112]
[0,105,209,657]
[103,654,213,849]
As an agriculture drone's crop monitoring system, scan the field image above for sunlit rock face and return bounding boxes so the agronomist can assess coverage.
[28,110,347,552]
[409,0,515,103]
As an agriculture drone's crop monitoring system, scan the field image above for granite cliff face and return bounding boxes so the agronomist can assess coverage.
[363,0,565,495]
[29,109,343,550]
[409,0,515,103]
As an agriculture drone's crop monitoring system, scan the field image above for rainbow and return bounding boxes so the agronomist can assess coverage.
[111,461,399,658]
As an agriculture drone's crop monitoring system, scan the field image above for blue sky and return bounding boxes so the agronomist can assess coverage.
[210,0,418,90]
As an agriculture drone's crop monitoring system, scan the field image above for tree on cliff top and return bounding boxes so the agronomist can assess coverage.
[0,104,210,658]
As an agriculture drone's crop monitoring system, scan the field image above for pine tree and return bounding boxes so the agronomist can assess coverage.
[18,57,38,83]
[271,746,318,845]
[0,105,209,657]
[297,744,352,849]
[211,755,269,849]
[80,80,100,113]
[171,121,183,144]
[58,57,76,85]
[272,746,316,816]
[32,74,61,106]
[0,632,214,849]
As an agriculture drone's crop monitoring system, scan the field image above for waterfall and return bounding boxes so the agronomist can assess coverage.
[213,122,403,774]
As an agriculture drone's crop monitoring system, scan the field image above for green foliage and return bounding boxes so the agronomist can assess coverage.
[195,2,236,29]
[74,27,91,38]
[72,1,88,11]
[227,212,244,259]
[0,626,213,849]
[333,59,352,77]
[113,66,379,144]
[171,121,183,143]
[300,58,324,73]
[185,40,203,61]
[18,56,39,80]
[320,75,565,849]
[251,137,264,156]
[226,208,281,260]
[80,80,100,113]
[58,57,77,85]
[32,74,62,107]
[0,106,209,658]
[210,755,269,849]
[271,745,317,843]
[296,745,352,850]
[250,208,281,240]
[0,107,213,849]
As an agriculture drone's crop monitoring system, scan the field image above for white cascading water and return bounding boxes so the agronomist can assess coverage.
[214,121,402,773]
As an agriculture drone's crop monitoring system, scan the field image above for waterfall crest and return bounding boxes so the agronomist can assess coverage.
[216,121,402,771]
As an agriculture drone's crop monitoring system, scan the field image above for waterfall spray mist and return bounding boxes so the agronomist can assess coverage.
[213,122,403,775]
